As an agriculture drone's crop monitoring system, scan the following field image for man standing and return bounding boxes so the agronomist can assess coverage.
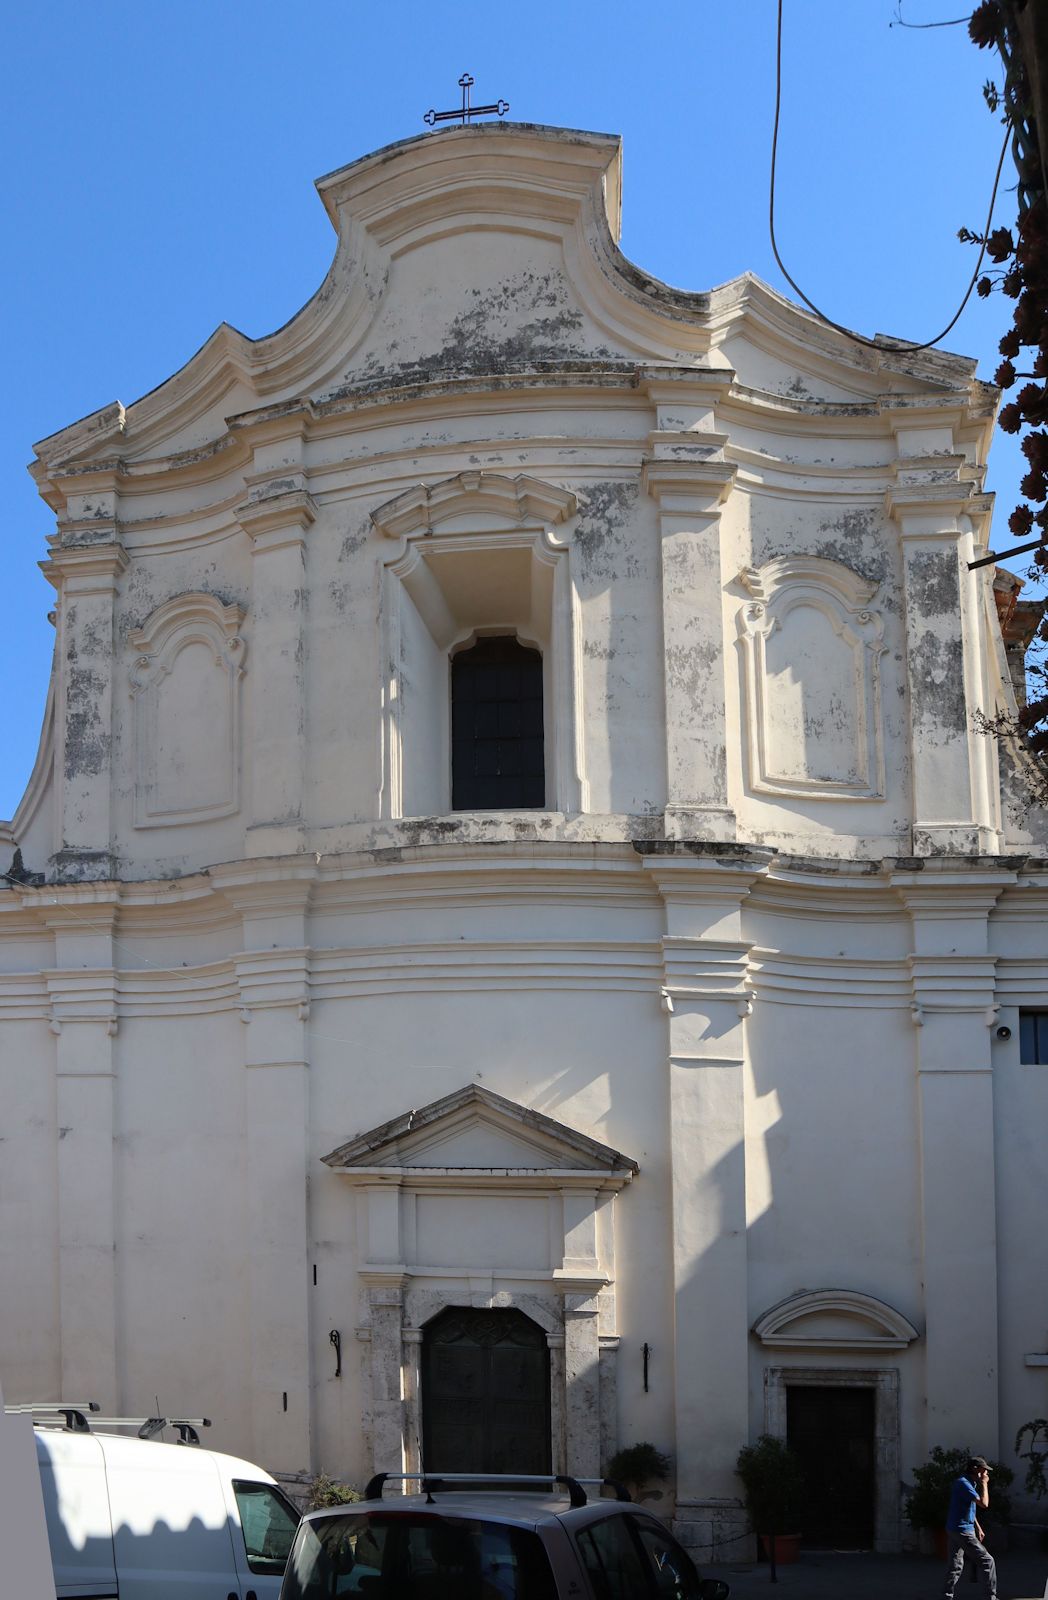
[942,1456,997,1600]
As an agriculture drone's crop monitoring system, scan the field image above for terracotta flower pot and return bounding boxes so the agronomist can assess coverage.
[759,1533,801,1564]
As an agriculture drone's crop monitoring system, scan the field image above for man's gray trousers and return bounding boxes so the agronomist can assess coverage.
[942,1531,997,1600]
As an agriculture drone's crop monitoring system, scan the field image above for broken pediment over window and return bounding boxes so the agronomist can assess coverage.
[321,1082,637,1184]
[753,1289,920,1351]
[129,594,245,827]
[736,555,886,800]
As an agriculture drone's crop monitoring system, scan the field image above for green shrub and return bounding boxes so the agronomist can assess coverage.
[607,1442,671,1501]
[905,1446,1013,1530]
[735,1435,805,1532]
[306,1473,361,1510]
[1015,1419,1048,1500]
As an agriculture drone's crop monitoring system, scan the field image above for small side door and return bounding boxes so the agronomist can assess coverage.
[221,1477,301,1600]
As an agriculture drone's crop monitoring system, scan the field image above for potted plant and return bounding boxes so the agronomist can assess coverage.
[736,1434,805,1564]
[905,1446,1013,1559]
[606,1442,671,1503]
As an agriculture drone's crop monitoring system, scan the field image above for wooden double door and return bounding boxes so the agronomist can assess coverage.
[786,1385,876,1549]
[421,1307,552,1475]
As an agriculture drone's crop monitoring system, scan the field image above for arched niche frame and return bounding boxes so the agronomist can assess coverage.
[322,1083,637,1480]
[371,472,586,818]
[129,593,246,827]
[754,1290,920,1554]
[736,555,886,800]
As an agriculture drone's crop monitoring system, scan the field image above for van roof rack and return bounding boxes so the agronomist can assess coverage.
[8,1404,211,1445]
[362,1472,631,1509]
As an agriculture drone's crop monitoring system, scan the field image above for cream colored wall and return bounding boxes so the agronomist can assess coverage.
[2,124,1048,1558]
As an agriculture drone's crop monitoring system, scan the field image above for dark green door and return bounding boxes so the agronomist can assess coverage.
[422,1307,552,1474]
[786,1385,876,1548]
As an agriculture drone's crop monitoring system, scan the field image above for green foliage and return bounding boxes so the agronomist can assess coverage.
[306,1473,361,1510]
[905,1446,1014,1531]
[1015,1419,1048,1500]
[735,1435,805,1533]
[607,1442,671,1502]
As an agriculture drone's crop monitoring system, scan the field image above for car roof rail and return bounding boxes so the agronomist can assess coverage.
[8,1404,210,1445]
[6,1402,100,1431]
[362,1472,631,1508]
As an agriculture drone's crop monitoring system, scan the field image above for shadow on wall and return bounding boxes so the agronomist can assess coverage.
[44,1505,288,1596]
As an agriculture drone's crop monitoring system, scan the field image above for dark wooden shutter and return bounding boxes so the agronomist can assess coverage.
[451,636,545,810]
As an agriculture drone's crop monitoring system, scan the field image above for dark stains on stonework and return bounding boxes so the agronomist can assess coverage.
[345,270,626,386]
[907,548,959,619]
[909,632,965,732]
[64,666,110,779]
[573,481,638,576]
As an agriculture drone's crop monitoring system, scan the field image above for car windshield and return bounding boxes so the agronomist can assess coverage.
[282,1511,558,1599]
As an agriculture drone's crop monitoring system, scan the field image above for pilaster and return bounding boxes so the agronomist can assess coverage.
[222,871,314,1471]
[642,853,765,1554]
[237,467,316,855]
[893,866,1014,1451]
[642,371,737,842]
[884,423,999,855]
[560,1288,602,1478]
[41,540,129,881]
[42,893,121,1409]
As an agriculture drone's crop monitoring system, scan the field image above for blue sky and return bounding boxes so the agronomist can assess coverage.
[0,0,1026,815]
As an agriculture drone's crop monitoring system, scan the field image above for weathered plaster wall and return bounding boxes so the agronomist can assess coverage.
[3,125,1048,1563]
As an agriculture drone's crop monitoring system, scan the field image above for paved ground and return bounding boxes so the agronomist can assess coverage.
[701,1550,1048,1600]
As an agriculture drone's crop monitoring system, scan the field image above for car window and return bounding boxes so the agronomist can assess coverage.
[282,1515,391,1596]
[232,1479,301,1575]
[631,1518,703,1600]
[282,1512,557,1599]
[575,1514,652,1600]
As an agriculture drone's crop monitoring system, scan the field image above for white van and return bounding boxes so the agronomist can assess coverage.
[35,1424,300,1599]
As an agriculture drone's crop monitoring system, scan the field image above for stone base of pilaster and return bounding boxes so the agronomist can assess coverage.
[49,847,118,883]
[663,806,737,843]
[672,1500,753,1564]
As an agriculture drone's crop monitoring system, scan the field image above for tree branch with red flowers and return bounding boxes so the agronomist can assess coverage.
[967,0,1048,785]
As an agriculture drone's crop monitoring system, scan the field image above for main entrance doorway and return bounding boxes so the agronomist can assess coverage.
[786,1385,875,1548]
[421,1307,552,1474]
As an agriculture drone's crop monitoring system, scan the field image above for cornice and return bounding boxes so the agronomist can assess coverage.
[235,485,318,541]
[641,457,736,510]
[370,470,578,539]
[40,540,129,592]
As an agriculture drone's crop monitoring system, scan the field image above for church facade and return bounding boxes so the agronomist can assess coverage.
[2,123,1047,1556]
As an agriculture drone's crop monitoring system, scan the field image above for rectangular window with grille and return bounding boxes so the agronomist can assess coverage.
[451,635,545,810]
[1019,1011,1048,1064]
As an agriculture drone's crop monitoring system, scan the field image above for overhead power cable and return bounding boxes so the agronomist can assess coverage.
[770,0,1011,354]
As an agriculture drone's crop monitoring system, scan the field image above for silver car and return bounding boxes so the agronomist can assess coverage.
[279,1473,730,1600]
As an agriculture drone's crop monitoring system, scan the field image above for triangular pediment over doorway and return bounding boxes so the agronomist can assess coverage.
[321,1083,638,1186]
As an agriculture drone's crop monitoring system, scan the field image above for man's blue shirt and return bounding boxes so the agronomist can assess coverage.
[946,1476,978,1533]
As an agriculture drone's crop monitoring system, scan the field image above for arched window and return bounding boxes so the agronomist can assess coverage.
[451,636,545,810]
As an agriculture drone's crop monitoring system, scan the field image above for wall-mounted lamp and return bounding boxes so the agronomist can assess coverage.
[660,988,674,1014]
[996,1025,1012,1040]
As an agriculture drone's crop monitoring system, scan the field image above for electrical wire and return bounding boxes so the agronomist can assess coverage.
[771,0,1012,354]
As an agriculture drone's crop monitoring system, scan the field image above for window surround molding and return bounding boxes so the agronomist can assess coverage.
[128,593,246,827]
[736,555,887,800]
[372,471,586,818]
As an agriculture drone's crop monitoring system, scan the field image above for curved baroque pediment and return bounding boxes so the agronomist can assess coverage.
[753,1289,920,1350]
